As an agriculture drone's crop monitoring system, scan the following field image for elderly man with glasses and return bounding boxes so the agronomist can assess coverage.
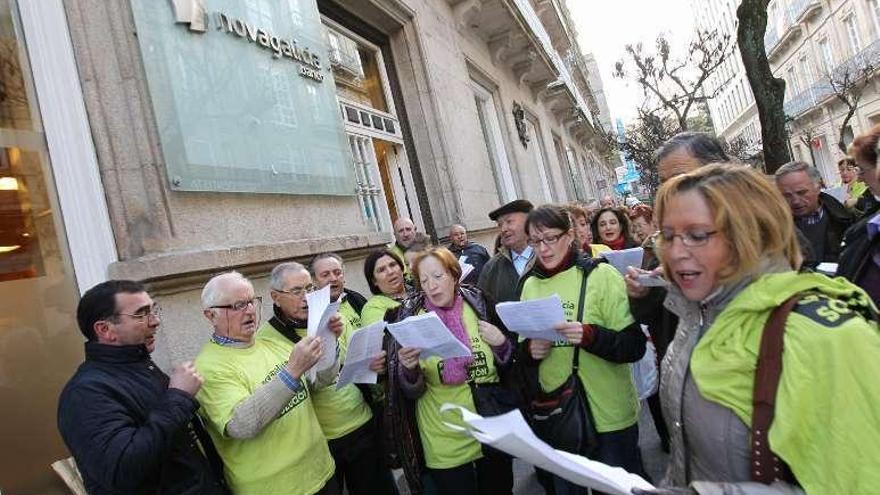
[257,262,392,495]
[194,271,340,495]
[58,280,230,494]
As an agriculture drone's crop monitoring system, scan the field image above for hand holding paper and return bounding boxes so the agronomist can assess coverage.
[495,295,566,342]
[387,312,471,360]
[336,321,386,389]
[306,285,343,377]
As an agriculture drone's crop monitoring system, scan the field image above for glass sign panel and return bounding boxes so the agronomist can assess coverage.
[130,0,356,195]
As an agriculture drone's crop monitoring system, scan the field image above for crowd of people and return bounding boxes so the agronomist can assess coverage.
[55,128,880,495]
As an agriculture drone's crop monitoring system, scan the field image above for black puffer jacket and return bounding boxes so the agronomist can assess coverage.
[57,343,228,495]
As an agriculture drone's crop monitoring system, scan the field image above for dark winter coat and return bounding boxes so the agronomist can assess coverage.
[449,241,491,285]
[57,343,228,495]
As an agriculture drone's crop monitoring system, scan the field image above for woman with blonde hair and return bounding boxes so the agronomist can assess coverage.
[636,163,880,494]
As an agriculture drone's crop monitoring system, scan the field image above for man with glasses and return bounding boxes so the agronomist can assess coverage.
[58,280,229,494]
[258,262,393,495]
[310,252,368,330]
[194,271,338,495]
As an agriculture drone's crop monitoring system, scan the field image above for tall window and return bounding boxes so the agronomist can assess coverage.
[799,55,813,87]
[471,81,517,202]
[787,66,800,95]
[818,38,834,73]
[844,14,862,54]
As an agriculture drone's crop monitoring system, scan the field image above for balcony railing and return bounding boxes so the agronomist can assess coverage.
[784,39,880,118]
[833,38,880,80]
[784,80,832,117]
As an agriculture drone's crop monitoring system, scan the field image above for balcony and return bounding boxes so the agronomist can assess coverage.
[791,0,822,24]
[766,5,803,61]
[784,40,880,119]
[784,80,832,118]
[832,38,880,80]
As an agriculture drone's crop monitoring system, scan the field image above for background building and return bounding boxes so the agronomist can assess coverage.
[694,0,880,183]
[0,0,617,492]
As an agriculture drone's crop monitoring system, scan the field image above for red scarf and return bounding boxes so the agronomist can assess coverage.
[605,235,626,251]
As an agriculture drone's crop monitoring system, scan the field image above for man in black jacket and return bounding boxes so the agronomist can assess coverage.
[478,199,535,303]
[447,224,490,285]
[57,280,228,495]
[775,161,855,262]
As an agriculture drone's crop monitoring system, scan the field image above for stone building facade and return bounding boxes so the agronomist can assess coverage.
[694,0,880,182]
[0,0,617,492]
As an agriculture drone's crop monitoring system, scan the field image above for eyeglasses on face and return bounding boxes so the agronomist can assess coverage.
[655,229,718,248]
[528,232,566,247]
[115,304,162,321]
[211,296,262,312]
[273,284,316,297]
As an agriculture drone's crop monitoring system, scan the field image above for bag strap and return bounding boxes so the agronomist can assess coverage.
[751,294,801,484]
[571,267,589,372]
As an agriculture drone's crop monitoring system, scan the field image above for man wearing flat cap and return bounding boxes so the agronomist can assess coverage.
[477,199,535,303]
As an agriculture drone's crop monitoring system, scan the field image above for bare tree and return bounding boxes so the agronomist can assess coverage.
[614,30,734,131]
[737,0,791,173]
[827,61,876,152]
[610,30,731,197]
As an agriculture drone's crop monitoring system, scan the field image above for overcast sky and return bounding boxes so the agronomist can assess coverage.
[566,0,695,126]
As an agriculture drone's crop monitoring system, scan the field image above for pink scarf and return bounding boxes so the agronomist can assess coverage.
[424,293,473,385]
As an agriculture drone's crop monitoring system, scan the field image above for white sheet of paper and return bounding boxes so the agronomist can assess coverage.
[824,185,846,203]
[495,295,565,342]
[816,262,838,276]
[386,312,472,360]
[336,321,386,390]
[601,247,645,274]
[441,405,654,495]
[459,261,475,282]
[306,285,342,379]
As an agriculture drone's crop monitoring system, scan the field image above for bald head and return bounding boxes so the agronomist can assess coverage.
[394,217,416,248]
[449,224,468,248]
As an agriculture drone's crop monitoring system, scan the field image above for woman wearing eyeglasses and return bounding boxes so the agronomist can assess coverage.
[519,205,647,494]
[361,249,409,325]
[387,246,518,495]
[634,164,880,495]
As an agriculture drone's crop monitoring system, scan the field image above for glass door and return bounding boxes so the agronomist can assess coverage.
[0,0,84,492]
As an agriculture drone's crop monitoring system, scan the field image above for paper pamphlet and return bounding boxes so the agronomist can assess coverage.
[336,321,386,390]
[440,404,654,495]
[816,262,838,276]
[306,285,342,379]
[386,312,472,360]
[824,185,846,204]
[495,295,565,342]
[600,247,645,274]
[459,260,475,282]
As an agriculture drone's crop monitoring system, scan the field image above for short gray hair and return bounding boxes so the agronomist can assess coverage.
[201,271,251,309]
[270,262,308,291]
[774,161,822,184]
[309,253,343,276]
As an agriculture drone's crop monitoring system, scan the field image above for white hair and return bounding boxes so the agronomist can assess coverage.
[201,271,251,309]
[269,262,308,291]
